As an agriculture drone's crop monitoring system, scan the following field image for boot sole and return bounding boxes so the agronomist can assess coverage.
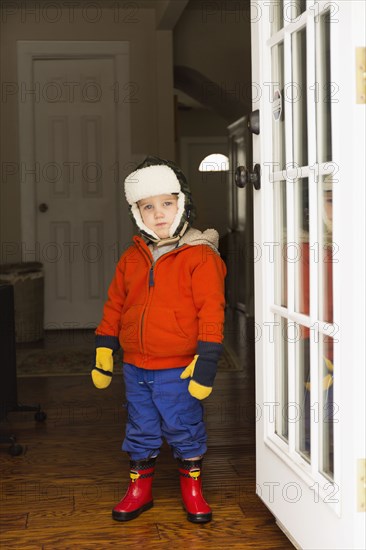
[187,511,212,523]
[112,500,153,522]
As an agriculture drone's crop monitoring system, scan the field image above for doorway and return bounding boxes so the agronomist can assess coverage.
[17,41,132,327]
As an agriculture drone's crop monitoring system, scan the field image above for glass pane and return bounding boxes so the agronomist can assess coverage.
[275,316,289,441]
[292,27,308,166]
[274,180,287,307]
[271,42,285,172]
[271,0,284,35]
[292,0,307,17]
[295,322,310,462]
[316,11,332,162]
[298,0,307,14]
[294,178,310,314]
[283,0,306,24]
[318,175,334,323]
[319,335,334,479]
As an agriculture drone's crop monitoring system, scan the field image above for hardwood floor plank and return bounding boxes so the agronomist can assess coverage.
[0,513,28,532]
[0,323,294,549]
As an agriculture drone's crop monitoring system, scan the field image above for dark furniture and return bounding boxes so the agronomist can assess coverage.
[0,284,46,455]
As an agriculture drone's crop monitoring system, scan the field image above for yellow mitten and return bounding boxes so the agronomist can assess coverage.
[180,342,222,400]
[181,355,212,400]
[304,356,333,391]
[91,347,114,389]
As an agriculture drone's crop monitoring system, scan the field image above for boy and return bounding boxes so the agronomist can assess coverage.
[92,156,226,523]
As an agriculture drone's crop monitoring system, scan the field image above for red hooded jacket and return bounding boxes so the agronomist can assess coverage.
[96,228,226,370]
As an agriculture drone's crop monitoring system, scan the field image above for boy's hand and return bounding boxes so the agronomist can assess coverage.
[180,341,223,400]
[180,355,213,400]
[91,347,114,389]
[305,356,333,392]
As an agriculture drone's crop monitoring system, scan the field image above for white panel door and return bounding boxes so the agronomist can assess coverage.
[34,58,118,327]
[251,1,365,548]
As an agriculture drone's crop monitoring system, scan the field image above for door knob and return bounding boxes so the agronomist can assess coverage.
[235,164,261,190]
[38,203,49,213]
[248,109,260,135]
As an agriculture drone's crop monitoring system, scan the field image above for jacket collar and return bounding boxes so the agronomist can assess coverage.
[133,226,220,258]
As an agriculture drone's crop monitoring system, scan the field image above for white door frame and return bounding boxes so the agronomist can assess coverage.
[17,40,132,255]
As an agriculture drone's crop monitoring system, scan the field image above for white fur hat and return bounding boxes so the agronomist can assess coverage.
[124,163,186,241]
[125,164,181,204]
[322,174,333,234]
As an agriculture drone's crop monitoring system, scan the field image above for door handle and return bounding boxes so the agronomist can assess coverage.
[235,164,261,190]
[248,109,260,135]
[38,203,49,213]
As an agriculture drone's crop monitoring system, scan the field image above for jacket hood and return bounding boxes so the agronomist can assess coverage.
[179,227,220,255]
[124,156,195,245]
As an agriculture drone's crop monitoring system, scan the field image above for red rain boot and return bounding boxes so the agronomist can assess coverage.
[178,458,212,523]
[112,458,156,521]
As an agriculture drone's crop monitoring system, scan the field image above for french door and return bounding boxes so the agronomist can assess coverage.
[251,1,365,548]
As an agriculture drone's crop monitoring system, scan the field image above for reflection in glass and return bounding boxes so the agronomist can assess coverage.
[271,0,284,35]
[294,178,310,315]
[316,11,332,162]
[274,181,287,307]
[292,28,308,166]
[294,0,307,17]
[319,336,334,479]
[319,175,334,323]
[285,0,307,22]
[271,42,285,172]
[296,323,310,462]
[275,316,289,442]
[298,0,307,14]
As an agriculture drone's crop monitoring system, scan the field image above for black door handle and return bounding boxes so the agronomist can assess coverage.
[38,203,49,213]
[248,110,260,135]
[235,164,261,190]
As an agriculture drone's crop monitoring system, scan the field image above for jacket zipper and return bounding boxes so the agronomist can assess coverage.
[140,262,155,355]
[135,239,188,356]
[137,244,152,355]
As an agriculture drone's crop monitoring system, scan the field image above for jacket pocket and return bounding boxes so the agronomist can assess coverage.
[120,305,143,352]
[144,306,194,356]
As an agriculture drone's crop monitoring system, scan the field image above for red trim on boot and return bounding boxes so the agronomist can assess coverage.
[178,459,212,523]
[112,459,155,521]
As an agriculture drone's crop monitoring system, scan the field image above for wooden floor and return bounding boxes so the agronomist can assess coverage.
[0,311,294,549]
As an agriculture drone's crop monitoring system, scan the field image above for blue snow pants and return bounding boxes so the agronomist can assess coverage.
[122,363,207,461]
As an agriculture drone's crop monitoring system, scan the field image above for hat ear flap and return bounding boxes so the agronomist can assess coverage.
[168,191,185,237]
[130,203,159,240]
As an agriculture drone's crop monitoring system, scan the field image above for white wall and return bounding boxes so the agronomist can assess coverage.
[0,5,175,261]
[174,1,252,113]
[173,2,252,242]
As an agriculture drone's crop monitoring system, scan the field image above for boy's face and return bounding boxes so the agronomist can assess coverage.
[324,190,333,224]
[138,194,178,239]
